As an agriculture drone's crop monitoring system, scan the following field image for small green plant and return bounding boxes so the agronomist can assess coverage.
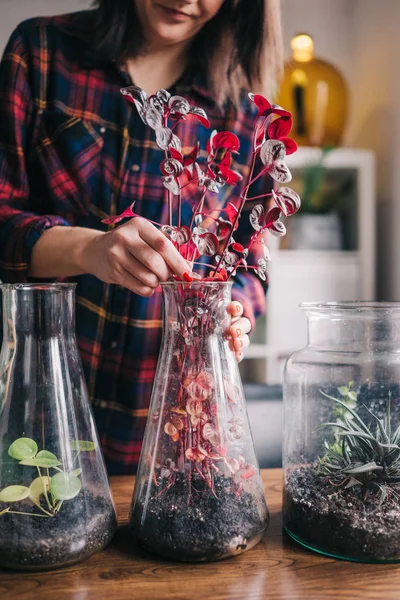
[0,437,95,518]
[317,390,400,502]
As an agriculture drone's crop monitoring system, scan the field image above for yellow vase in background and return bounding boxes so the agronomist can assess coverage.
[276,34,349,147]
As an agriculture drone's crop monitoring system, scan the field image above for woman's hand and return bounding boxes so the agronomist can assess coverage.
[227,301,251,363]
[82,218,190,297]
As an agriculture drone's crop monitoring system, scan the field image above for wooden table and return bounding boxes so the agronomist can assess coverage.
[1,469,399,600]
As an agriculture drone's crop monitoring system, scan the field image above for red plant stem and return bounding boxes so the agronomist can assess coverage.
[180,176,199,190]
[189,189,207,230]
[241,165,269,195]
[177,190,181,228]
[163,115,173,226]
[155,473,177,498]
[214,151,258,276]
[245,192,273,202]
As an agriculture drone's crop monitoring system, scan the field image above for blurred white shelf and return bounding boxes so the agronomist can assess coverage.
[242,148,377,384]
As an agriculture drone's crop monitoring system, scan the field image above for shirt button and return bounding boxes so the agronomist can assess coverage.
[110,341,118,349]
[131,164,140,172]
[100,127,106,134]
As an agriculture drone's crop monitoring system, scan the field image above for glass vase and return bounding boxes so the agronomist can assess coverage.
[0,284,117,571]
[130,281,268,561]
[283,302,400,562]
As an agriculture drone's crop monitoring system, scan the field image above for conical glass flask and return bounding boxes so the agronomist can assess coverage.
[130,281,269,561]
[0,284,117,571]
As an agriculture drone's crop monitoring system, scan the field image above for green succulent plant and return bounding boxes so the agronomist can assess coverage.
[317,390,400,502]
[0,437,95,518]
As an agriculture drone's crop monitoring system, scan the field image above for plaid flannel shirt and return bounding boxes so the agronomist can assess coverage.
[0,12,269,474]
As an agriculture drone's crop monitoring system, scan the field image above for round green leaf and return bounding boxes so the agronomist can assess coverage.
[36,450,59,462]
[20,456,61,468]
[8,438,38,461]
[70,440,96,452]
[29,476,51,506]
[0,485,30,503]
[70,468,82,477]
[51,472,82,501]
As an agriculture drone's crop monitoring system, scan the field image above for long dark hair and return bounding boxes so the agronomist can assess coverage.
[87,0,282,105]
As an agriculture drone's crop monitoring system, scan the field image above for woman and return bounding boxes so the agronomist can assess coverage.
[0,0,282,473]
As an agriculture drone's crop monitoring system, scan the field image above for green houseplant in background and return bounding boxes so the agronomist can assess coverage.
[285,147,351,251]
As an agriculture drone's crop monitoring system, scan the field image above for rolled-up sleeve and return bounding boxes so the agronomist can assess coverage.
[0,27,69,283]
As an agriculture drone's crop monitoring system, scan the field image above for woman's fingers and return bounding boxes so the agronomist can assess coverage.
[116,266,156,297]
[138,218,190,278]
[128,240,171,282]
[119,251,161,288]
[229,333,250,352]
[229,316,251,340]
[227,301,244,320]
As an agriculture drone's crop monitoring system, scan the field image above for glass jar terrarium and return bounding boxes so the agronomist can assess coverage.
[283,302,400,562]
[130,281,268,561]
[0,284,117,570]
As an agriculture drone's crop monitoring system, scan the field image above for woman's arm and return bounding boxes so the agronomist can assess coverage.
[0,27,189,291]
[30,219,190,296]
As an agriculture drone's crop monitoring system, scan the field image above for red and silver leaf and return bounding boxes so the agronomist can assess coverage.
[148,96,164,115]
[162,175,180,195]
[231,242,245,253]
[216,219,232,241]
[248,93,272,117]
[270,103,292,119]
[183,142,200,166]
[169,95,190,115]
[261,238,271,262]
[268,219,287,237]
[211,131,240,153]
[170,134,182,152]
[206,129,218,155]
[195,232,219,257]
[220,167,243,185]
[188,106,210,128]
[145,107,163,129]
[205,178,221,193]
[175,225,191,245]
[120,86,148,124]
[275,186,301,216]
[224,201,239,223]
[250,204,265,231]
[264,207,282,228]
[156,127,173,150]
[161,225,190,244]
[271,189,287,216]
[156,89,170,104]
[269,161,292,184]
[256,258,268,281]
[102,202,137,225]
[267,115,293,140]
[160,158,183,177]
[281,137,298,156]
[259,139,286,167]
[224,251,238,266]
[170,147,183,162]
[180,239,200,261]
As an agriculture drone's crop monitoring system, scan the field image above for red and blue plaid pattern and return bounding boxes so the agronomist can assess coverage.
[0,12,269,474]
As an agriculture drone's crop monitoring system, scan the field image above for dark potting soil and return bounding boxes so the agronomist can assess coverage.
[284,466,400,562]
[0,492,117,570]
[131,474,268,561]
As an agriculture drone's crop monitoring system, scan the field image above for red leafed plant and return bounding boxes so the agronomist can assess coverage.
[103,86,301,283]
[108,88,301,522]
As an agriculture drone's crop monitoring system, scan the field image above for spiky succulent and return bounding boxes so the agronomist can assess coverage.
[317,391,400,495]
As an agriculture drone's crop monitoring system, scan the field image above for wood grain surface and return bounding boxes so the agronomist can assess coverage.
[0,469,399,600]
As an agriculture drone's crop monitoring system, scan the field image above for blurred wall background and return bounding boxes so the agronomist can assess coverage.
[0,0,399,302]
